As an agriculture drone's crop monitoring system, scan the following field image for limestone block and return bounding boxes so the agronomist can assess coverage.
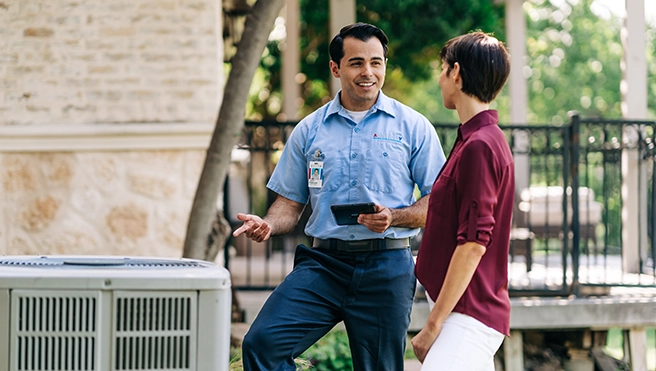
[0,205,5,255]
[38,153,75,187]
[105,202,148,240]
[154,205,190,252]
[7,234,38,255]
[78,153,122,192]
[42,227,100,255]
[70,184,105,218]
[1,154,40,195]
[18,195,60,232]
[183,150,205,197]
[23,27,54,37]
[128,172,177,199]
[129,150,183,169]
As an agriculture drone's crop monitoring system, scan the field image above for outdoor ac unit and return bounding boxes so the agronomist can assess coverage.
[0,255,231,371]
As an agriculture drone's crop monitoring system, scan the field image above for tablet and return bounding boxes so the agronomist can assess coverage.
[330,202,377,225]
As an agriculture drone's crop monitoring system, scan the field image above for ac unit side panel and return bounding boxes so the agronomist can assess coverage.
[1,289,9,371]
[9,289,102,371]
[111,290,198,371]
[197,289,232,371]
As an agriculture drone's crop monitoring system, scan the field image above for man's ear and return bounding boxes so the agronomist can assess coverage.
[329,60,340,78]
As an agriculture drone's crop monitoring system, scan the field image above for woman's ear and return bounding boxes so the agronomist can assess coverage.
[452,62,462,87]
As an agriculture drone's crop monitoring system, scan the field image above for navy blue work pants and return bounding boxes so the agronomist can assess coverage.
[241,244,416,371]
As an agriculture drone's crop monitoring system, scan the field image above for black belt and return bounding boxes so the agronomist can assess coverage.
[312,238,410,252]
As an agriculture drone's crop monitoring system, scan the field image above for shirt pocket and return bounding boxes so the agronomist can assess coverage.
[430,173,455,217]
[307,151,342,193]
[364,140,407,194]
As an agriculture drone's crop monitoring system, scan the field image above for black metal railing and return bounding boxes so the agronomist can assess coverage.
[225,114,656,295]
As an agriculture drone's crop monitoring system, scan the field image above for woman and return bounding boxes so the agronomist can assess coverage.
[413,31,514,371]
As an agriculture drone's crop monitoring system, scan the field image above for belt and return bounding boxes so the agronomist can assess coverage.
[312,238,410,252]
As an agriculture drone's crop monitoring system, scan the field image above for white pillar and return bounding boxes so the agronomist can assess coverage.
[504,330,524,371]
[329,0,355,97]
[621,0,647,273]
[282,0,300,121]
[628,327,648,371]
[506,0,530,193]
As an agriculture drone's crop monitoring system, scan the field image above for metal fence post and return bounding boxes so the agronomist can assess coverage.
[568,111,581,294]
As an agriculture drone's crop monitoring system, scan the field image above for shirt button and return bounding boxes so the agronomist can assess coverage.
[351,153,357,158]
[349,234,355,239]
[354,127,360,133]
[351,180,357,186]
[383,152,388,157]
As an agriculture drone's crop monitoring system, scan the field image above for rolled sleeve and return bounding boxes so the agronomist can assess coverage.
[457,200,495,246]
[455,140,499,247]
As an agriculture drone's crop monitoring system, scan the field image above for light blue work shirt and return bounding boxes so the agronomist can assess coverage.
[267,91,446,241]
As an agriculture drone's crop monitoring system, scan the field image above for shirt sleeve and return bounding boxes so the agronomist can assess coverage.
[266,121,310,204]
[409,116,446,196]
[455,139,499,247]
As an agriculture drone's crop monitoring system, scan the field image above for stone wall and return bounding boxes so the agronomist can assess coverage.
[0,0,223,258]
[0,149,207,257]
[0,0,221,124]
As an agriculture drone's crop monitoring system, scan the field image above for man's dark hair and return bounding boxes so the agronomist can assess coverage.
[440,31,510,103]
[329,23,389,67]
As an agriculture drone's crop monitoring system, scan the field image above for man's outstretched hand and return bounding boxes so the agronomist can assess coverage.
[232,213,272,243]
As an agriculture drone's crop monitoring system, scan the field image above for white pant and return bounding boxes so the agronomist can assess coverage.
[420,303,505,371]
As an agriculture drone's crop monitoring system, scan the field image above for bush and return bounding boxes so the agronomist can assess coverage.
[302,330,353,371]
[228,351,312,371]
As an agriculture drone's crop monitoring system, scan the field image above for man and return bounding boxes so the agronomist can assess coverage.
[412,31,514,371]
[234,23,445,371]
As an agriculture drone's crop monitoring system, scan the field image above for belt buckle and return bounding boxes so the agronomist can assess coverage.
[347,240,373,251]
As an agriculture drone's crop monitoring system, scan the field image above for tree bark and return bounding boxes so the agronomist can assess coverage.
[183,0,285,261]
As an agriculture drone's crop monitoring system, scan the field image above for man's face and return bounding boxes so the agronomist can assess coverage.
[330,37,386,111]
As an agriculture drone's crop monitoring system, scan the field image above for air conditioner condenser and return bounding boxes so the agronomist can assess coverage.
[0,255,232,371]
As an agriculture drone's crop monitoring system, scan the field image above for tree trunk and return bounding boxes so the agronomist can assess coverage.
[183,0,285,261]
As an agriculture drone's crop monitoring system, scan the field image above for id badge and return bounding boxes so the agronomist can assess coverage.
[308,161,323,188]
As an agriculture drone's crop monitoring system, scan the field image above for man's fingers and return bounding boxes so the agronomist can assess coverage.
[232,214,258,237]
[232,224,248,237]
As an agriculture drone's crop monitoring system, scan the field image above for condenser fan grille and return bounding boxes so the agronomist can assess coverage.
[11,291,99,370]
[114,292,196,370]
[113,292,197,371]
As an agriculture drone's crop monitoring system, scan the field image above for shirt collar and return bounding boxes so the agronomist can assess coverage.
[458,110,499,141]
[325,91,396,121]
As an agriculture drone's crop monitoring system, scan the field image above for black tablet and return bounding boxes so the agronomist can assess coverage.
[330,202,377,225]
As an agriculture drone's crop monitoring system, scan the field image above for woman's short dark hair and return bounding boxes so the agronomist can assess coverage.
[440,31,510,103]
[329,23,389,67]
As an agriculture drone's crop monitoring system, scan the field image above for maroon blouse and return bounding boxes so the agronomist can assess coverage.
[415,110,515,336]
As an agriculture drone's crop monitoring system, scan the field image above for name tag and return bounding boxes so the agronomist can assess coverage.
[308,161,323,188]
